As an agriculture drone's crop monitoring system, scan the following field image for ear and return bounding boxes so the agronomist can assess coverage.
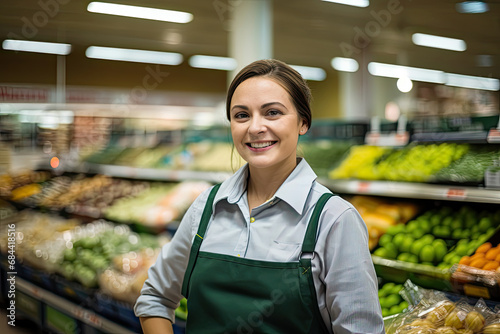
[299,122,308,135]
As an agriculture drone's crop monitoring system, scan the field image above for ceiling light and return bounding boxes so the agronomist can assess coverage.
[456,1,489,13]
[331,57,359,72]
[289,65,327,81]
[321,0,369,8]
[189,55,237,71]
[368,62,499,91]
[397,77,413,93]
[412,33,466,52]
[368,62,445,84]
[85,46,183,65]
[445,73,499,91]
[2,39,71,55]
[87,2,193,23]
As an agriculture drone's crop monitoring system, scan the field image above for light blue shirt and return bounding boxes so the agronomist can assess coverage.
[134,159,384,334]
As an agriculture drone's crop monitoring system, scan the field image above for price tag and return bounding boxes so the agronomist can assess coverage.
[72,307,102,327]
[464,284,490,299]
[446,188,467,200]
[364,132,380,145]
[357,181,371,193]
[487,129,500,143]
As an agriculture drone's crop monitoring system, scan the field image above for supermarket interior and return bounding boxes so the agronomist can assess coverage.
[1,0,500,333]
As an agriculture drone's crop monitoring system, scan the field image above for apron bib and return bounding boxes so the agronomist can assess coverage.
[181,184,333,333]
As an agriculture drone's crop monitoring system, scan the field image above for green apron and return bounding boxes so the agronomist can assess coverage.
[181,184,333,333]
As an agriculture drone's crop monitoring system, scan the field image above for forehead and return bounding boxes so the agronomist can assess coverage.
[231,77,291,105]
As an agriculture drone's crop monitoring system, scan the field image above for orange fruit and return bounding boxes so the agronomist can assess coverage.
[459,256,472,266]
[495,253,500,262]
[483,261,500,271]
[470,252,485,261]
[470,258,489,269]
[486,248,500,261]
[476,242,493,254]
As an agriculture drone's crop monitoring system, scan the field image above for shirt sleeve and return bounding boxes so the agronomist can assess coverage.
[133,188,209,322]
[322,206,385,334]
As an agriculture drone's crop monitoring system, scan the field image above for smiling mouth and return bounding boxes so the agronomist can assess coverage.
[246,141,277,149]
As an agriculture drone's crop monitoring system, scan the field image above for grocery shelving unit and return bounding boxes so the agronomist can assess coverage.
[320,179,500,204]
[15,277,137,334]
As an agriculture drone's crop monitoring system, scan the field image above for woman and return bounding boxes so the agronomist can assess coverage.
[134,59,384,333]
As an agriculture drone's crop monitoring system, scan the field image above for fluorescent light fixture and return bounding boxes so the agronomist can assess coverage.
[86,46,183,65]
[87,1,193,23]
[189,55,237,71]
[367,62,445,84]
[445,73,499,91]
[321,0,369,8]
[331,57,359,72]
[368,61,499,91]
[2,39,71,55]
[456,1,489,13]
[290,65,327,81]
[412,33,467,52]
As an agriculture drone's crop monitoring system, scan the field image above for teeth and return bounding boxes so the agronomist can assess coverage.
[250,141,274,148]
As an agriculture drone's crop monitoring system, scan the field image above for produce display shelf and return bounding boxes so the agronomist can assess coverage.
[52,162,233,183]
[321,179,500,204]
[15,277,137,334]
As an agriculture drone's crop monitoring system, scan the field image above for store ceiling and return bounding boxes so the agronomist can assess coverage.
[0,0,499,82]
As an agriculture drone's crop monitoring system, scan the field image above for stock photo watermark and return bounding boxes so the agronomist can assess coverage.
[6,223,17,326]
[340,0,409,57]
[7,0,70,40]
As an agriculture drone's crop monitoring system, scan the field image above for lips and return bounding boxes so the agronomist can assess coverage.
[247,141,277,149]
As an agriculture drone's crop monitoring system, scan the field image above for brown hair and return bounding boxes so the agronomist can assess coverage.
[226,59,312,130]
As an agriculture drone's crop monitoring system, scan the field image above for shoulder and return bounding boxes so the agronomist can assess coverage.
[310,181,365,231]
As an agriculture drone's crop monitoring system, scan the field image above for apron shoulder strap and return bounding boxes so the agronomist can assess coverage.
[301,192,334,254]
[181,183,221,297]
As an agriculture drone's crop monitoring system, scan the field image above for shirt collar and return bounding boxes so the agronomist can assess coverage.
[213,158,317,215]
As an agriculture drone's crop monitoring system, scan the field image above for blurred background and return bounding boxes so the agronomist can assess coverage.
[1,1,500,334]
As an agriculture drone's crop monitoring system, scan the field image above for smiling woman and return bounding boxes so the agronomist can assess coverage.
[134,59,385,334]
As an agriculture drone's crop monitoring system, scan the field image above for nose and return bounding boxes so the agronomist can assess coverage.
[248,114,266,135]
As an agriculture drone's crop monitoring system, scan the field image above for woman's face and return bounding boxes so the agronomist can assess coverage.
[229,77,307,171]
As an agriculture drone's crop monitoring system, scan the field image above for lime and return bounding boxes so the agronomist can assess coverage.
[390,284,403,295]
[433,239,448,263]
[461,229,471,239]
[421,234,435,245]
[399,236,415,253]
[441,216,454,227]
[410,240,425,256]
[430,215,442,226]
[386,224,405,236]
[382,282,395,291]
[373,248,388,258]
[384,244,398,259]
[406,221,420,233]
[406,254,419,263]
[419,220,431,233]
[378,289,387,298]
[392,233,406,250]
[399,301,409,312]
[411,228,425,240]
[455,244,469,256]
[384,294,402,308]
[419,244,435,263]
[397,252,412,262]
[378,234,393,247]
[389,305,401,315]
[452,229,463,239]
[381,308,390,317]
[450,219,462,230]
[479,217,493,232]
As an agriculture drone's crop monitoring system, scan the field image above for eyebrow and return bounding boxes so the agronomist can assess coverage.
[230,102,288,112]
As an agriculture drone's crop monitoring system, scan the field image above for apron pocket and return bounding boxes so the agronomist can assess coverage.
[266,241,301,262]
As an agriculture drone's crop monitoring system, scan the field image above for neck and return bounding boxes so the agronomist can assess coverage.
[247,158,299,210]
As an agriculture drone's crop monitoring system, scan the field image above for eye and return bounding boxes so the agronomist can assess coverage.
[267,109,283,116]
[233,112,249,119]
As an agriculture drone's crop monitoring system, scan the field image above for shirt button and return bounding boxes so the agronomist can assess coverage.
[250,217,255,223]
